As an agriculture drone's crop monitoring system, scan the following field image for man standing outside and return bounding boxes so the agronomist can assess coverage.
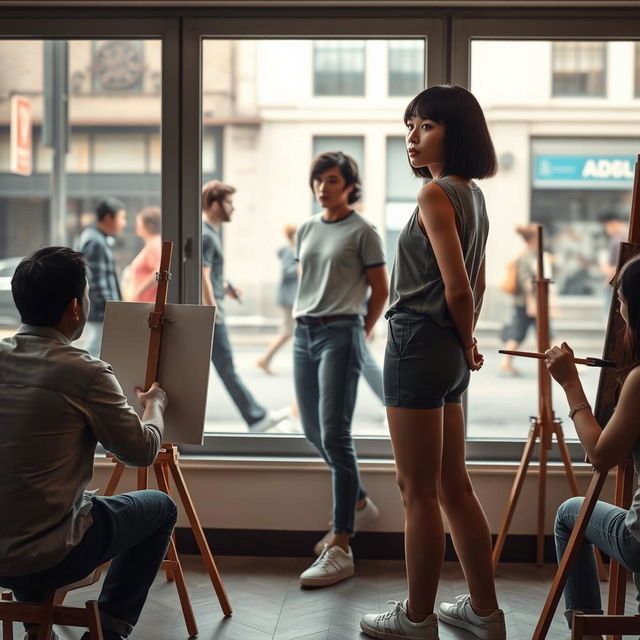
[201,180,289,432]
[0,247,176,640]
[76,197,127,356]
[598,211,629,314]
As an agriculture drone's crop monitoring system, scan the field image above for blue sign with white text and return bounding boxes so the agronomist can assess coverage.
[534,155,636,189]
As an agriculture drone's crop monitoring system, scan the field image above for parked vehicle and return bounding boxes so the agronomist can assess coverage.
[0,257,21,327]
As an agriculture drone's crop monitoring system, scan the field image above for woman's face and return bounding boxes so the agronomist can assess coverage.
[312,166,353,209]
[618,289,629,326]
[405,116,445,170]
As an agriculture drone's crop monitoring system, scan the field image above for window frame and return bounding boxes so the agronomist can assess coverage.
[1,6,638,463]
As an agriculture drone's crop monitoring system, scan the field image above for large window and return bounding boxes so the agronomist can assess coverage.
[636,42,640,97]
[552,41,606,97]
[313,40,366,96]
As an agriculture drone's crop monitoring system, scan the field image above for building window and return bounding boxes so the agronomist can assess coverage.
[635,43,640,97]
[552,41,606,97]
[388,40,425,97]
[313,40,365,96]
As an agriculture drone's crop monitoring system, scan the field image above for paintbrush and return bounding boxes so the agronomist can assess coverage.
[498,349,616,368]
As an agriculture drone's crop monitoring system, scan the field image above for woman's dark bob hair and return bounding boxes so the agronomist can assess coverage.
[309,151,362,204]
[616,254,640,373]
[404,85,497,180]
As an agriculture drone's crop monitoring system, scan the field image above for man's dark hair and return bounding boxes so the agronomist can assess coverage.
[309,151,362,204]
[96,197,126,222]
[12,247,88,327]
[599,211,625,224]
[404,84,497,180]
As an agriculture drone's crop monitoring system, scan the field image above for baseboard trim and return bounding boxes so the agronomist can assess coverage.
[175,528,560,563]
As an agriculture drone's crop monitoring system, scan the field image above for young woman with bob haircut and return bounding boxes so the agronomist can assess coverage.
[548,253,640,637]
[360,85,505,640]
[294,151,389,588]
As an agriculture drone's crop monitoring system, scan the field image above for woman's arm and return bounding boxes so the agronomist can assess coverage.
[474,257,486,330]
[364,265,389,338]
[417,182,477,363]
[130,272,158,301]
[547,344,640,472]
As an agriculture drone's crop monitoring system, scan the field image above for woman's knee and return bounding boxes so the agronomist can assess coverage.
[396,472,439,505]
[147,490,178,525]
[440,478,474,510]
[555,496,584,534]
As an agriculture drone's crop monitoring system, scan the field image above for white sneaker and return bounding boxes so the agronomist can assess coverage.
[299,544,354,587]
[438,595,505,640]
[361,600,439,640]
[248,406,290,433]
[313,497,380,555]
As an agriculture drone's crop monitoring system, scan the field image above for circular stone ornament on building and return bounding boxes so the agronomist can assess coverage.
[94,41,144,91]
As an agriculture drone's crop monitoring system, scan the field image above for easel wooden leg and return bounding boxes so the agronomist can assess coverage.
[492,420,538,572]
[168,459,233,617]
[2,590,14,640]
[104,461,125,497]
[137,467,148,491]
[85,600,104,640]
[36,592,55,640]
[538,427,549,567]
[554,421,608,582]
[533,470,609,640]
[152,463,199,636]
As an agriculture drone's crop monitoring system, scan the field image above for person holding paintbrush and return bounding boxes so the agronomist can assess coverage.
[360,85,505,640]
[547,253,640,636]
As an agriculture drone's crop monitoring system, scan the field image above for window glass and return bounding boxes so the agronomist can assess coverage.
[469,40,636,440]
[0,40,162,359]
[201,39,426,437]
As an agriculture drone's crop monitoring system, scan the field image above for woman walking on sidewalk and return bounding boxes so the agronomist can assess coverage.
[360,85,505,640]
[294,151,388,588]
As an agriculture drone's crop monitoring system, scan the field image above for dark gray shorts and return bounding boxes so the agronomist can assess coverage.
[383,310,470,409]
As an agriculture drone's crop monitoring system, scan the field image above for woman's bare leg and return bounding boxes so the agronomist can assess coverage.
[388,406,444,622]
[440,402,499,612]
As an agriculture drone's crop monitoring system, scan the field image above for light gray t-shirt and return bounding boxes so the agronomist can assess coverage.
[387,177,489,327]
[293,211,385,318]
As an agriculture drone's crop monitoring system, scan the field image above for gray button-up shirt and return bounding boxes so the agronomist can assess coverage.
[0,325,163,577]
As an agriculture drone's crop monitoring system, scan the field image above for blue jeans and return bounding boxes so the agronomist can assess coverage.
[0,490,177,638]
[361,344,384,403]
[555,496,640,625]
[212,321,267,426]
[293,318,365,534]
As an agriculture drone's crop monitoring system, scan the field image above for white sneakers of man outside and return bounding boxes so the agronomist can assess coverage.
[438,595,506,640]
[360,600,439,640]
[313,497,380,555]
[247,406,291,433]
[299,544,354,587]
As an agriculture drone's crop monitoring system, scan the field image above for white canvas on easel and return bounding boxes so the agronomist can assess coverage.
[100,301,216,445]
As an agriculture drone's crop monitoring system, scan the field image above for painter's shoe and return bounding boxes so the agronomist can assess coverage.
[360,600,439,640]
[313,497,380,555]
[438,595,506,640]
[299,544,354,587]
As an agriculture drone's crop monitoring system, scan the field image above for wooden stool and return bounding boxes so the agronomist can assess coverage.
[0,568,104,640]
[571,612,640,640]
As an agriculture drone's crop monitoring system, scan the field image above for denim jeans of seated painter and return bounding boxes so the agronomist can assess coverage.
[0,490,177,638]
[555,496,640,626]
[293,319,366,535]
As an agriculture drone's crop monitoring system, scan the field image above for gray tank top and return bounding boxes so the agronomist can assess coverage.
[624,438,640,539]
[387,176,489,327]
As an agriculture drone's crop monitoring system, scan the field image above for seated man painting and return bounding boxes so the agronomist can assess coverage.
[0,247,175,640]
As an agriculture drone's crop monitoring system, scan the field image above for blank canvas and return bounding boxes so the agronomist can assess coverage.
[100,302,216,445]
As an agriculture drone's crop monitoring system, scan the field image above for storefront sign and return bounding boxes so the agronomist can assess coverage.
[533,154,636,189]
[10,95,32,176]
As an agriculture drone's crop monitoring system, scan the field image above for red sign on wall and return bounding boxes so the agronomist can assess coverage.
[10,96,32,176]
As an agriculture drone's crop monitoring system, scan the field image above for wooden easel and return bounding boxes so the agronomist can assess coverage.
[534,154,640,640]
[103,241,232,637]
[492,226,605,577]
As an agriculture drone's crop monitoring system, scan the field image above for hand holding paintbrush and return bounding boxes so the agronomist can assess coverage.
[499,348,616,369]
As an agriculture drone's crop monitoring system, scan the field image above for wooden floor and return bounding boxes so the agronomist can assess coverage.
[13,556,640,640]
